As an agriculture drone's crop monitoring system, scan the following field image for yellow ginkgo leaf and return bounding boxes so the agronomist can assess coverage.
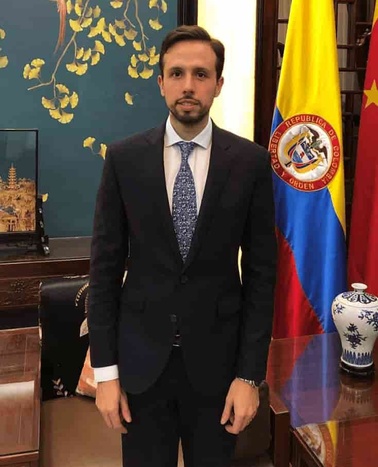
[96,17,106,31]
[130,54,138,67]
[99,143,107,159]
[149,18,162,31]
[91,52,100,65]
[132,40,142,51]
[88,26,101,37]
[161,0,168,13]
[83,137,95,148]
[138,53,149,62]
[41,96,56,109]
[59,110,74,124]
[128,65,139,79]
[76,47,84,59]
[85,7,93,17]
[76,62,88,75]
[70,92,79,108]
[114,34,125,47]
[115,19,125,29]
[149,54,159,66]
[108,23,117,36]
[139,65,154,80]
[149,46,156,56]
[149,0,158,7]
[0,29,6,40]
[66,62,78,72]
[110,1,123,7]
[127,65,139,78]
[31,58,45,67]
[0,56,8,68]
[81,17,92,28]
[49,108,62,120]
[60,95,70,108]
[92,6,101,18]
[23,64,31,78]
[28,67,40,79]
[69,18,83,32]
[74,3,83,16]
[102,30,112,43]
[87,26,100,38]
[125,92,133,105]
[82,48,92,61]
[56,83,70,94]
[93,40,105,54]
[66,0,73,14]
[41,193,49,202]
[124,28,137,40]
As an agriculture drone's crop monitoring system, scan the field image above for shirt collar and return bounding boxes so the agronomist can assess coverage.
[165,116,212,149]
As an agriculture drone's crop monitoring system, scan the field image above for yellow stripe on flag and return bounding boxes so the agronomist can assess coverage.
[276,0,345,232]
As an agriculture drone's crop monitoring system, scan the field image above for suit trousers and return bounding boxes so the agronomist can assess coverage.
[121,346,236,467]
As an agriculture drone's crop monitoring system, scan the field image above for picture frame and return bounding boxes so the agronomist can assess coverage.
[0,128,49,254]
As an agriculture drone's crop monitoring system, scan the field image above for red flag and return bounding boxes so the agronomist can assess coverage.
[348,3,378,295]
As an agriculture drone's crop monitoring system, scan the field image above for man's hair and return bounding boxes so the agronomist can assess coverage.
[159,25,225,80]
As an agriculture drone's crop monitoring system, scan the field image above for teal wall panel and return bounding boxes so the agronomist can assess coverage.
[0,0,177,236]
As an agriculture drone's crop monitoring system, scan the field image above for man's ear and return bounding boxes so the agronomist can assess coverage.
[215,76,224,98]
[157,75,165,97]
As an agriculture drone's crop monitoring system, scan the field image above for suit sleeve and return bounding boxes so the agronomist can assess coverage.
[237,148,277,383]
[88,147,129,368]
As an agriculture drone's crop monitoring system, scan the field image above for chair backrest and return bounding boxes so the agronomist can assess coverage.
[39,275,89,400]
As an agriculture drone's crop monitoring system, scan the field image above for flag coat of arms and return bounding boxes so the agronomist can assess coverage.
[348,2,378,296]
[269,0,347,338]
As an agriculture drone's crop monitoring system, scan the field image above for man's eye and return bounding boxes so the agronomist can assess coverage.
[197,72,207,78]
[172,71,181,77]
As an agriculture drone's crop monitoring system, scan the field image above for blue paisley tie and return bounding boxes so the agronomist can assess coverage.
[172,141,197,261]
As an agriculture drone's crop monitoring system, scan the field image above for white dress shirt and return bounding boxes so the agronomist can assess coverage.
[93,116,213,382]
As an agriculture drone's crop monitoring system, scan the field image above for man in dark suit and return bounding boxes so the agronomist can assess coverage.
[88,25,276,467]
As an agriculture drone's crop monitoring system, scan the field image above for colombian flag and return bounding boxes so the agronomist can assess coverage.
[348,3,378,296]
[269,0,346,338]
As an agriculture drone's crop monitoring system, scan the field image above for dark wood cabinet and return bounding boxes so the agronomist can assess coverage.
[0,237,90,329]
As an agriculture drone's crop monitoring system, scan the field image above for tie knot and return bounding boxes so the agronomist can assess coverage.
[177,141,195,162]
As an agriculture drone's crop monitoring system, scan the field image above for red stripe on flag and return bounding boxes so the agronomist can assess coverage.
[273,229,324,338]
[348,12,378,296]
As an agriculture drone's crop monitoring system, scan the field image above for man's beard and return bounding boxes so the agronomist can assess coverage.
[169,102,209,126]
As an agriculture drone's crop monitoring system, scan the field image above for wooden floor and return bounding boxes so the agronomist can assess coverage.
[177,453,274,467]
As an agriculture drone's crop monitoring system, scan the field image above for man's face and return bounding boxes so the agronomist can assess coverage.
[158,40,224,129]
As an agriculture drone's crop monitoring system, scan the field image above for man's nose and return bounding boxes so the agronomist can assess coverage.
[183,75,195,93]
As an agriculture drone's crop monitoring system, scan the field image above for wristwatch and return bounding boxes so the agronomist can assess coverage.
[236,377,259,389]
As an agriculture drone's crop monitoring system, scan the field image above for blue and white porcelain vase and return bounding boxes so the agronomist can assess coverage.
[332,283,378,376]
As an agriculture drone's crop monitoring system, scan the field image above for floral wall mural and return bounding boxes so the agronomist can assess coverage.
[0,0,177,236]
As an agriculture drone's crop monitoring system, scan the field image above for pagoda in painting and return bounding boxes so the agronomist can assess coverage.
[0,164,36,233]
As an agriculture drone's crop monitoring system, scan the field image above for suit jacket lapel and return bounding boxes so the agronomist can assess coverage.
[183,125,235,270]
[144,124,183,268]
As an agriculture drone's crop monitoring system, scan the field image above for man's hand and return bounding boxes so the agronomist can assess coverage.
[95,379,132,433]
[220,378,259,434]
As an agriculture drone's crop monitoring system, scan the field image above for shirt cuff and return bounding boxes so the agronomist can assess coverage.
[93,365,119,382]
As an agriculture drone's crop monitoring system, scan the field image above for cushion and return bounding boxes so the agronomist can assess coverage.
[39,275,90,400]
[40,397,122,467]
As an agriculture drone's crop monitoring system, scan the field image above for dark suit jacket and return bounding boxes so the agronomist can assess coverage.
[88,122,276,395]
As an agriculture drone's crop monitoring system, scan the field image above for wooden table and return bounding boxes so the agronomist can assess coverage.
[0,327,40,467]
[0,237,90,328]
[266,332,378,467]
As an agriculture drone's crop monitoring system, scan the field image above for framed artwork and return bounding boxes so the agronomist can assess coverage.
[0,129,47,252]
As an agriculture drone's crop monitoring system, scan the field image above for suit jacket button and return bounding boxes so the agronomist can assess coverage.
[180,275,188,284]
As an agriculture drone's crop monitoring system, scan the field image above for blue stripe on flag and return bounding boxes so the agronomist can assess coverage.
[273,174,346,332]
